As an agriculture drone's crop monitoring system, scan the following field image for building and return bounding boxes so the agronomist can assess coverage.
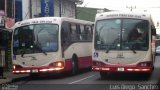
[15,0,83,21]
[0,0,15,70]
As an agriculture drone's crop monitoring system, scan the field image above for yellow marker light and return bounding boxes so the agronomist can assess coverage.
[13,65,16,69]
[55,61,64,68]
[57,62,63,67]
[49,61,65,68]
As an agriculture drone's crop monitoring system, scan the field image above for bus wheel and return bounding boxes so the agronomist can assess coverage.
[71,55,79,75]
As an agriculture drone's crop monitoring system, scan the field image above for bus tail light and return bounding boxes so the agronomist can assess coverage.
[39,67,64,72]
[13,70,31,73]
[126,68,150,72]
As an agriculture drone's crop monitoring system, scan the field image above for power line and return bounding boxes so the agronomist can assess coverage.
[126,6,136,11]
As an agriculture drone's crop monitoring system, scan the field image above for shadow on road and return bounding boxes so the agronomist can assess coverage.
[12,68,91,83]
[99,72,152,81]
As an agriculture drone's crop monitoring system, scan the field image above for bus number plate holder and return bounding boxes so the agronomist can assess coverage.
[32,69,38,73]
[117,67,124,71]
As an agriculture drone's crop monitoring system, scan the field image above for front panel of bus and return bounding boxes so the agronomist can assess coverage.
[12,23,64,74]
[92,18,153,72]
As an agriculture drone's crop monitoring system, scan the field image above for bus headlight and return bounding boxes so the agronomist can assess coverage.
[49,61,65,68]
[140,63,147,67]
[13,65,22,70]
[92,61,106,66]
[57,62,63,67]
[13,65,16,70]
[138,61,152,67]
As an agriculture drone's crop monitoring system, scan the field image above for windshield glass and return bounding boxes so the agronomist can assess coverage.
[95,19,149,51]
[13,24,59,55]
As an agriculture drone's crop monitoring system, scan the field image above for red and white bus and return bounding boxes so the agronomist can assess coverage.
[12,17,93,75]
[92,11,157,78]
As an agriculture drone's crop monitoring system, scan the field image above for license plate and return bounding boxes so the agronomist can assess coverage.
[117,67,124,71]
[32,69,38,73]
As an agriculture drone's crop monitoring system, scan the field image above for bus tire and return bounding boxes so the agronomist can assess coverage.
[71,55,79,75]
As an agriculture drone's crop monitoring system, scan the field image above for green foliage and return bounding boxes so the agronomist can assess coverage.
[76,7,97,22]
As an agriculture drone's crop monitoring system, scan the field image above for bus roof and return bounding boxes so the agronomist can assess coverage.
[95,11,152,21]
[14,17,93,28]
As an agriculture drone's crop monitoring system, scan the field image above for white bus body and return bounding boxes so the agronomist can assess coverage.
[12,17,93,75]
[92,12,156,77]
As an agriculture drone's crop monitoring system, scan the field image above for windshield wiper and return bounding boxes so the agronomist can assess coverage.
[129,44,136,54]
[20,50,25,57]
[105,45,111,53]
[34,42,47,56]
[34,28,47,56]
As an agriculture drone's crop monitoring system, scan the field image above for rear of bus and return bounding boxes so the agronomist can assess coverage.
[92,12,156,77]
[12,17,65,74]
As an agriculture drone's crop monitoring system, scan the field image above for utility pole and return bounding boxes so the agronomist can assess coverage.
[59,0,62,17]
[5,0,7,17]
[29,0,32,18]
[126,6,136,11]
[12,0,15,19]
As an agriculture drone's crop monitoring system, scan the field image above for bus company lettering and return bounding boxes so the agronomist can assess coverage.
[106,14,142,18]
[21,20,52,25]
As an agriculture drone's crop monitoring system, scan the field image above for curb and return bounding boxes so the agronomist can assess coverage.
[0,78,12,84]
[0,75,29,84]
[11,76,29,83]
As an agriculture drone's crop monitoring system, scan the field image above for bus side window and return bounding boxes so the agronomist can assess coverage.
[61,22,71,50]
[76,24,81,40]
[80,24,86,40]
[71,23,79,41]
[85,25,93,41]
[61,28,66,43]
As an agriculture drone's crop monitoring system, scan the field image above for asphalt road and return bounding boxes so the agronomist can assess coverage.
[6,56,160,90]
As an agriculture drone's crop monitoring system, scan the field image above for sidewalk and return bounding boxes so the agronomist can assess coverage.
[0,71,29,84]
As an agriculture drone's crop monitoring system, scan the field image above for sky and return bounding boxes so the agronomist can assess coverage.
[80,0,160,10]
[80,0,160,34]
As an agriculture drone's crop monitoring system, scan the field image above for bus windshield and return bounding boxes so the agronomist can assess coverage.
[95,19,149,51]
[13,24,59,55]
